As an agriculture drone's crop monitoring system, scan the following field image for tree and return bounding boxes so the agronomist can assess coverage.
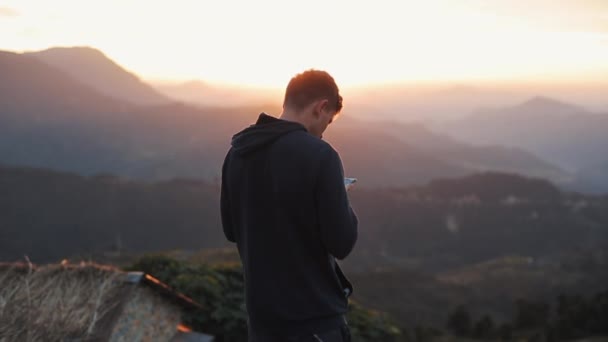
[473,314,495,339]
[551,291,608,340]
[498,323,513,341]
[515,299,549,330]
[415,325,443,342]
[447,305,472,337]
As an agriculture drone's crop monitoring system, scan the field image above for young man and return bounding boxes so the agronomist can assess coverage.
[221,70,358,342]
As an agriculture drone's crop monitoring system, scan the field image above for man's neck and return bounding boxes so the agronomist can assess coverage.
[280,111,311,132]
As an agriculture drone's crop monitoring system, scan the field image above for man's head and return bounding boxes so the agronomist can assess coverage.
[281,69,342,138]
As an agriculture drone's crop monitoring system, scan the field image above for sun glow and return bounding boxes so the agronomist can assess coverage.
[2,0,608,87]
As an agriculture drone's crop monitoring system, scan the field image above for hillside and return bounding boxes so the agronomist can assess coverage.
[0,49,473,187]
[574,160,608,194]
[26,46,170,106]
[0,165,227,261]
[353,119,569,183]
[0,50,128,115]
[156,75,569,185]
[1,48,575,191]
[440,97,608,184]
[154,79,279,108]
[2,164,607,336]
[3,164,607,271]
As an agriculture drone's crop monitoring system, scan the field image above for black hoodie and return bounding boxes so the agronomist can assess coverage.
[221,113,358,337]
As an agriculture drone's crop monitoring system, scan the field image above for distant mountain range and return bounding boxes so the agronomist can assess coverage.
[355,120,569,183]
[438,96,608,192]
[0,50,128,114]
[575,160,608,193]
[25,47,170,106]
[0,46,592,190]
[153,80,279,108]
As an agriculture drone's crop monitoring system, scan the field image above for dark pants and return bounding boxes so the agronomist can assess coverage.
[249,321,351,342]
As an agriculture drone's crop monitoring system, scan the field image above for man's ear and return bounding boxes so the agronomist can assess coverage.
[313,99,329,117]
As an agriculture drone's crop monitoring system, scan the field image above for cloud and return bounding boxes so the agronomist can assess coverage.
[0,6,19,17]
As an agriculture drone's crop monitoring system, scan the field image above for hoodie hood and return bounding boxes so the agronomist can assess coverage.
[231,113,307,155]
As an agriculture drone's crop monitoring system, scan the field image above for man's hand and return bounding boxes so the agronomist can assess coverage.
[344,177,357,191]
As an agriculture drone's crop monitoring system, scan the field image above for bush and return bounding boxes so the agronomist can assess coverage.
[127,254,406,341]
[347,301,405,342]
[127,255,246,341]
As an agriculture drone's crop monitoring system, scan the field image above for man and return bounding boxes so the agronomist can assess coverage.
[220,69,358,342]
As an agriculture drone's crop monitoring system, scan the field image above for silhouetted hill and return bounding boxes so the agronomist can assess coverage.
[346,83,608,123]
[154,80,279,108]
[26,47,169,106]
[0,48,591,192]
[574,160,608,194]
[425,172,561,202]
[0,49,237,177]
[3,164,606,272]
[2,164,607,332]
[156,80,568,185]
[441,97,608,186]
[0,49,482,187]
[509,96,587,118]
[345,172,608,272]
[324,118,471,186]
[344,84,526,122]
[0,164,226,262]
[361,120,569,184]
[0,50,129,114]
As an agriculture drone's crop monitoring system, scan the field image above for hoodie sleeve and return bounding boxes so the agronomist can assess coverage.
[315,146,358,260]
[221,152,236,243]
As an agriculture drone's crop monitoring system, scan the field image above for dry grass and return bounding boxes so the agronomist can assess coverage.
[0,261,126,342]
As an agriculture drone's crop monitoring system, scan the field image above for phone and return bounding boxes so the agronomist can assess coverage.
[344,177,357,190]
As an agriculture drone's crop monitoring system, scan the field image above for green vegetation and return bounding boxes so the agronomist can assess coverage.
[126,255,405,342]
[2,166,607,340]
[444,291,608,341]
[4,165,607,274]
[446,305,472,337]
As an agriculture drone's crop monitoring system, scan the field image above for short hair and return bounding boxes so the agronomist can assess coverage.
[283,69,343,113]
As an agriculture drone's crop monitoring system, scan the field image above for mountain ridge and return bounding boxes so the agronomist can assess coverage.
[440,96,608,187]
[0,46,588,191]
[26,46,170,106]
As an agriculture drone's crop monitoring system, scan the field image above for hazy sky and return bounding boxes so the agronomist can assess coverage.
[2,0,608,87]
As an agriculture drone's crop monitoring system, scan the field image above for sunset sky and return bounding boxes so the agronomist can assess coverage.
[1,0,608,87]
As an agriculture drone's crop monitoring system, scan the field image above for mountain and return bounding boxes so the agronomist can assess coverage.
[0,165,227,262]
[325,118,471,186]
[26,47,170,106]
[0,49,470,186]
[154,80,279,108]
[440,97,608,190]
[344,82,608,124]
[345,171,608,273]
[0,50,129,115]
[3,164,607,334]
[0,47,580,190]
[574,160,608,194]
[343,84,527,123]
[360,120,570,184]
[0,49,244,178]
[3,164,607,269]
[155,80,568,185]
